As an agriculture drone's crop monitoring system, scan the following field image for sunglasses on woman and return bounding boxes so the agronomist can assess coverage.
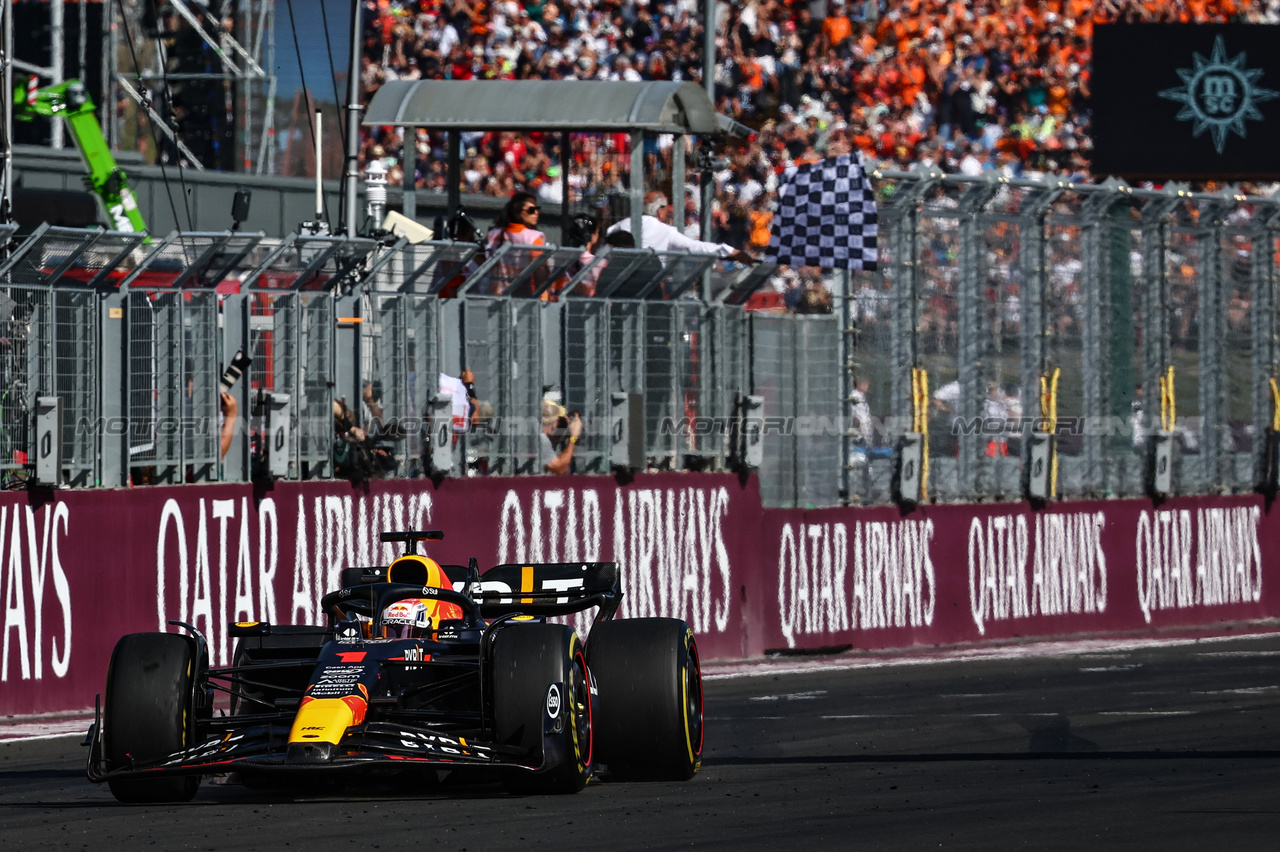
[523,205,540,213]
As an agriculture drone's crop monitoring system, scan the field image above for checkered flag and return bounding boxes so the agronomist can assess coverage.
[766,153,878,272]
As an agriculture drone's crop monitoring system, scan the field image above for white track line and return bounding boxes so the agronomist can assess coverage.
[702,631,1280,681]
[0,715,93,744]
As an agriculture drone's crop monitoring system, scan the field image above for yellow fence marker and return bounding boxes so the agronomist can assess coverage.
[911,366,930,502]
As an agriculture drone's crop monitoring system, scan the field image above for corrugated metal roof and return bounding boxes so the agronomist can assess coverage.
[363,80,721,134]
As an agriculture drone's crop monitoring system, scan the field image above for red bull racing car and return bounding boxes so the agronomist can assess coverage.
[85,530,703,802]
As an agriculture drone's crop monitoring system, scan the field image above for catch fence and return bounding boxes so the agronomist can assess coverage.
[849,168,1280,504]
[0,224,807,493]
[4,171,1279,508]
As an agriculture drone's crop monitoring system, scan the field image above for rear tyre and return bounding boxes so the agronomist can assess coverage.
[103,632,201,803]
[491,623,592,794]
[586,618,703,781]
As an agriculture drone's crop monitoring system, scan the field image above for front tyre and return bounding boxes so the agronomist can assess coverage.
[586,618,703,781]
[491,623,593,794]
[103,632,201,803]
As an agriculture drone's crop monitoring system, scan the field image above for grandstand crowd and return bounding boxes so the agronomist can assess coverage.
[356,0,1278,304]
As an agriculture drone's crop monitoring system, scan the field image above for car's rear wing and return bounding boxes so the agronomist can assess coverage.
[338,560,621,622]
[473,562,621,621]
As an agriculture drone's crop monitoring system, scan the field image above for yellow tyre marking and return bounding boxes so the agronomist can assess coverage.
[680,630,695,765]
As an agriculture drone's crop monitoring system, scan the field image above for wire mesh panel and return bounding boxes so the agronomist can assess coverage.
[1222,223,1255,491]
[562,299,611,473]
[121,232,265,290]
[464,299,505,473]
[845,268,895,504]
[753,313,797,508]
[641,301,679,468]
[0,286,49,483]
[53,289,99,485]
[672,303,710,467]
[242,235,353,480]
[918,183,966,500]
[1098,204,1147,497]
[464,245,583,298]
[463,298,545,475]
[0,225,145,288]
[125,283,223,485]
[407,296,440,474]
[1167,214,1207,492]
[795,315,841,507]
[182,292,220,481]
[709,304,750,470]
[366,293,410,475]
[593,249,667,299]
[126,291,182,482]
[1043,196,1088,497]
[508,300,545,473]
[249,292,298,478]
[299,294,334,478]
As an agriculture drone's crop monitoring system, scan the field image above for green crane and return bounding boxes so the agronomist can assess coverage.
[13,78,148,233]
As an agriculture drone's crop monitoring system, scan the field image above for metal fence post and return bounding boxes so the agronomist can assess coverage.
[1198,198,1232,491]
[99,291,127,487]
[955,177,999,500]
[883,169,935,435]
[839,267,852,504]
[1140,187,1183,489]
[1250,204,1280,488]
[1079,180,1132,497]
[1016,181,1066,500]
[334,291,362,423]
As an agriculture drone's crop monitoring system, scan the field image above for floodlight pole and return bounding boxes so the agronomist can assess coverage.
[701,0,715,242]
[1,0,11,224]
[50,0,63,148]
[343,0,363,237]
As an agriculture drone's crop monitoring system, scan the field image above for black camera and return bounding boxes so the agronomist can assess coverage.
[220,350,252,394]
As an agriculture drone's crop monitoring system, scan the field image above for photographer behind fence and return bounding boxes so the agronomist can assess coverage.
[332,384,398,481]
[540,396,582,476]
[218,350,250,461]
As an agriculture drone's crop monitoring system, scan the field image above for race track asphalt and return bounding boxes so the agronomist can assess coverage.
[3,633,1279,850]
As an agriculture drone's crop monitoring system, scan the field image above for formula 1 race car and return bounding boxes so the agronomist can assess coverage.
[85,530,703,802]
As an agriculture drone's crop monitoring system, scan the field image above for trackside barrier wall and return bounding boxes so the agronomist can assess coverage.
[1,475,1277,718]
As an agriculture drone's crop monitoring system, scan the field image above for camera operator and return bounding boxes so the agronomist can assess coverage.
[540,398,582,476]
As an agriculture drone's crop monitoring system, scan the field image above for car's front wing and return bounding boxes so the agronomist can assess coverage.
[85,701,560,782]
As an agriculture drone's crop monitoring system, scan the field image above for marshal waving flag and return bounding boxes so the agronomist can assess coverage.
[766,152,878,272]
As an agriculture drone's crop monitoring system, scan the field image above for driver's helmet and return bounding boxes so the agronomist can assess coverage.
[381,555,464,639]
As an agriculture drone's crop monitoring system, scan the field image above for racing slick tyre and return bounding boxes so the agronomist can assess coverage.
[491,623,592,794]
[585,618,703,781]
[103,632,201,803]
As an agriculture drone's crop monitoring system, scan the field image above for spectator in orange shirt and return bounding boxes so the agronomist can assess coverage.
[822,0,854,53]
